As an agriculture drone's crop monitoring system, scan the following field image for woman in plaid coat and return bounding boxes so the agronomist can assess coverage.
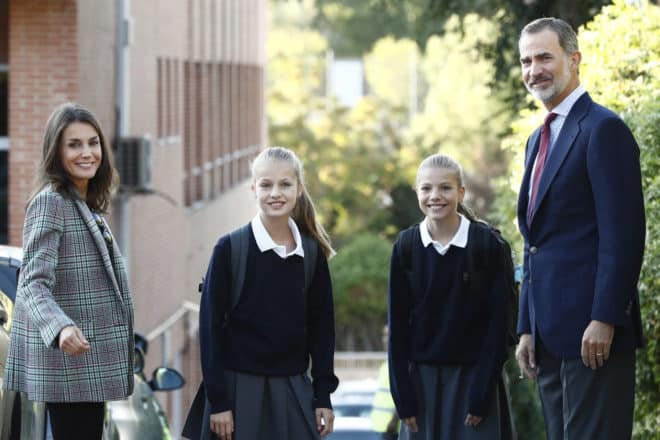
[2,103,135,440]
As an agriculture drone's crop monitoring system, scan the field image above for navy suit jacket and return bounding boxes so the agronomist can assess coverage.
[516,92,645,359]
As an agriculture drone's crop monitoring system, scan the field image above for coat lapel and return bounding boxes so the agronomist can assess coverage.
[73,199,124,302]
[518,128,541,236]
[529,93,592,222]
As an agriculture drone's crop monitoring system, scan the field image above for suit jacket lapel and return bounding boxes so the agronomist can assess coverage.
[74,199,124,302]
[518,128,542,236]
[529,93,592,222]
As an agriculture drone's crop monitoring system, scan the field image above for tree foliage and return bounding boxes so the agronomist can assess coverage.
[305,0,612,113]
[577,2,660,437]
[329,234,392,350]
[310,0,433,57]
[405,14,513,216]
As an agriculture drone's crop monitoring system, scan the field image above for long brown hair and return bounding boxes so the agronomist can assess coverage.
[415,153,478,222]
[251,147,335,258]
[29,102,118,212]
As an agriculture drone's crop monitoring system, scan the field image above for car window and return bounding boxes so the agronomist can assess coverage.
[0,263,17,302]
[0,264,16,331]
[0,289,13,331]
[333,403,373,418]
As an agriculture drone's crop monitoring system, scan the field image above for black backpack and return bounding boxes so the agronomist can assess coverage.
[395,221,519,349]
[183,223,319,440]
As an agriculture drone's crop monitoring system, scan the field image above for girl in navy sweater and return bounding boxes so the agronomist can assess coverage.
[388,154,513,440]
[199,147,338,439]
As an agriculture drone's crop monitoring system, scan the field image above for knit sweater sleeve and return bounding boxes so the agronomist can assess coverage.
[387,241,417,419]
[199,235,232,414]
[307,249,339,409]
[467,235,510,417]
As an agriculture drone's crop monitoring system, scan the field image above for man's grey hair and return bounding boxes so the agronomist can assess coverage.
[521,17,580,54]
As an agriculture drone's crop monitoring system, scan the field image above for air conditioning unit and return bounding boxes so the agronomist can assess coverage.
[114,136,152,190]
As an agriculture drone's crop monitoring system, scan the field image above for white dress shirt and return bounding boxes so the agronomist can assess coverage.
[529,84,587,199]
[419,214,471,256]
[251,215,305,259]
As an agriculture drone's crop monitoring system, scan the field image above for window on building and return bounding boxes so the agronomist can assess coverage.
[181,59,260,208]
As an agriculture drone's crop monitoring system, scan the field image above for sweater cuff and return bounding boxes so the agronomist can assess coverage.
[467,397,489,419]
[208,396,232,414]
[313,375,338,409]
[313,393,332,409]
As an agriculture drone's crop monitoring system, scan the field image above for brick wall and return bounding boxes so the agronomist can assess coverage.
[7,0,79,245]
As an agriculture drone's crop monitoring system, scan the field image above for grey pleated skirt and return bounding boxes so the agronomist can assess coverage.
[398,364,515,440]
[198,370,321,440]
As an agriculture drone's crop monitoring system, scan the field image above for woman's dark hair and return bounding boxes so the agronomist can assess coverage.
[29,102,118,212]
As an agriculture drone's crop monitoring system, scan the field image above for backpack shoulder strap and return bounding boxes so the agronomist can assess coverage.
[301,233,318,296]
[229,223,251,311]
[466,220,491,273]
[396,224,420,273]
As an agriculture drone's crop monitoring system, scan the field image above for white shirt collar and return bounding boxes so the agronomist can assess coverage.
[550,84,586,118]
[251,215,305,259]
[419,214,471,256]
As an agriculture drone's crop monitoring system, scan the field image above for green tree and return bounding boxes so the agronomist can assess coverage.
[306,0,611,114]
[311,0,432,57]
[403,14,513,219]
[578,2,660,437]
[329,234,392,350]
[416,0,612,111]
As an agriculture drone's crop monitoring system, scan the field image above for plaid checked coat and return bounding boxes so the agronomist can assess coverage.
[2,188,135,402]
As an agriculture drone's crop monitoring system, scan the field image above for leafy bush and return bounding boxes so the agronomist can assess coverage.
[581,2,659,437]
[329,233,392,350]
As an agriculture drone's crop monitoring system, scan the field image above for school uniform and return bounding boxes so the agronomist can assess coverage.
[388,215,512,440]
[198,216,338,439]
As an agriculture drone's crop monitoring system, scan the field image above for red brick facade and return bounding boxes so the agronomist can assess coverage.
[5,0,266,432]
[8,0,80,244]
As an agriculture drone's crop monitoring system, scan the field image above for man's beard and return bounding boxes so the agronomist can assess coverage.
[526,62,571,104]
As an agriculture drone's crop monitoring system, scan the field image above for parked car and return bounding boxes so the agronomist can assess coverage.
[102,333,185,440]
[333,378,377,419]
[0,245,185,440]
[329,379,382,439]
[327,417,382,440]
[0,245,21,440]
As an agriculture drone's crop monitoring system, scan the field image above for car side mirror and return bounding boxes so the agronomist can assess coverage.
[134,332,148,355]
[134,347,145,375]
[148,367,185,392]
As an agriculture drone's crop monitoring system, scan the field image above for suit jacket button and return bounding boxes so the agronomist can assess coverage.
[530,246,538,254]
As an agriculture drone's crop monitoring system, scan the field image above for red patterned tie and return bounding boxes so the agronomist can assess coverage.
[527,112,558,224]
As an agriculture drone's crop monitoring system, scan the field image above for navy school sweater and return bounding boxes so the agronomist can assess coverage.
[388,226,509,419]
[199,228,339,414]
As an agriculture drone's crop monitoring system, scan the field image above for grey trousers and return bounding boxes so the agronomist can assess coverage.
[536,339,636,440]
[398,364,510,440]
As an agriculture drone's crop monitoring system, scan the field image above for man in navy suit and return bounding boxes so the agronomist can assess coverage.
[514,18,645,440]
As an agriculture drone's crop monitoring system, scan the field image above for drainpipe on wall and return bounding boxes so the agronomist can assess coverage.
[115,0,130,273]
